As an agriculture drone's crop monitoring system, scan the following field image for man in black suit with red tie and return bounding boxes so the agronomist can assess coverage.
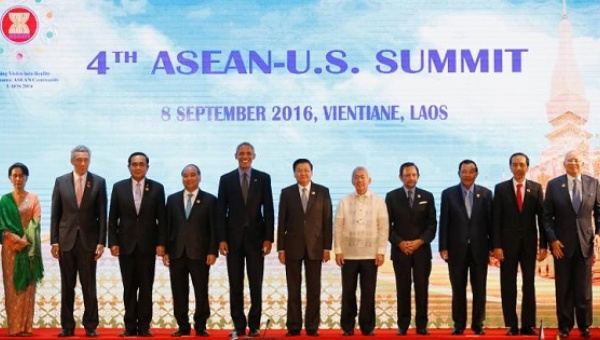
[438,159,492,336]
[108,152,166,337]
[386,162,436,336]
[164,164,218,337]
[492,152,546,336]
[218,142,274,339]
[277,158,332,337]
[50,145,107,338]
[543,149,600,339]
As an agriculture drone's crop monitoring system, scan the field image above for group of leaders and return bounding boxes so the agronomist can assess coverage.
[0,143,598,339]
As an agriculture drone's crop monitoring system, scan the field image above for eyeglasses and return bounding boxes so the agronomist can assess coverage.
[565,159,583,164]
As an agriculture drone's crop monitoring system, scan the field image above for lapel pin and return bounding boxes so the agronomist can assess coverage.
[561,183,566,188]
[476,193,480,198]
[311,191,316,195]
[86,181,91,188]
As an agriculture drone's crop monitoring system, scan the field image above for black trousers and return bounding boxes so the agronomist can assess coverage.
[285,255,322,332]
[340,259,378,333]
[553,250,592,331]
[447,244,487,330]
[58,235,99,330]
[499,240,536,329]
[227,230,264,331]
[119,246,156,332]
[392,251,431,330]
[169,255,211,331]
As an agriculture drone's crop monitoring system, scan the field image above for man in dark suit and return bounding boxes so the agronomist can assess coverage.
[277,158,332,337]
[50,145,107,338]
[217,142,274,339]
[108,152,166,337]
[492,152,547,336]
[164,164,218,337]
[543,149,600,339]
[438,159,492,336]
[386,162,436,336]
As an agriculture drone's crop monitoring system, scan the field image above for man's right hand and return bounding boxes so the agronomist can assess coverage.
[110,245,120,257]
[551,240,565,259]
[51,244,60,259]
[219,241,229,256]
[278,251,285,265]
[440,250,449,261]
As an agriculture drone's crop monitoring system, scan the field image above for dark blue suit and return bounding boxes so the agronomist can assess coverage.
[217,168,274,332]
[543,174,600,331]
[438,184,492,331]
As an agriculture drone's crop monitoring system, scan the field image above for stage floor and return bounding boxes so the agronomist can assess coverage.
[0,328,593,339]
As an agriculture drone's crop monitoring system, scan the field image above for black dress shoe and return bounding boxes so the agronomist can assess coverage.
[249,329,260,337]
[85,329,98,338]
[285,330,300,336]
[361,330,374,336]
[451,328,464,335]
[138,329,153,337]
[416,328,430,335]
[119,329,137,337]
[58,329,74,337]
[171,329,191,337]
[520,327,537,336]
[306,329,319,337]
[581,328,591,338]
[397,328,407,335]
[196,329,210,337]
[342,329,354,336]
[472,327,485,335]
[558,328,570,338]
[230,330,246,339]
[506,327,519,336]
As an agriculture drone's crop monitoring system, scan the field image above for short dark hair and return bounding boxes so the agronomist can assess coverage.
[236,142,255,154]
[181,164,201,176]
[8,162,29,177]
[509,152,529,166]
[293,158,313,171]
[399,162,419,177]
[128,152,149,165]
[458,159,478,173]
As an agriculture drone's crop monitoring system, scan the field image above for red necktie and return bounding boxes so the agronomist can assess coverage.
[516,183,523,212]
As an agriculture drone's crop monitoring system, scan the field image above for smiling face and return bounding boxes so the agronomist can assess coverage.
[235,145,255,171]
[294,162,312,187]
[182,165,200,192]
[459,162,478,188]
[352,168,371,195]
[563,150,583,178]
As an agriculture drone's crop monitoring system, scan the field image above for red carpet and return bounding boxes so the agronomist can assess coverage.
[0,328,594,339]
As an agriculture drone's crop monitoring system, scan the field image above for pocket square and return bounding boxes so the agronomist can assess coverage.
[419,201,428,205]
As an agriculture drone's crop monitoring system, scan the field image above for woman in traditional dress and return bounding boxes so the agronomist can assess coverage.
[0,163,44,337]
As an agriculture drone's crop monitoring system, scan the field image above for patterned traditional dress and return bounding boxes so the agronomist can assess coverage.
[1,192,42,336]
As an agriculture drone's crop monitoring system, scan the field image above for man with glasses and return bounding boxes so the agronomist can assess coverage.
[543,149,600,339]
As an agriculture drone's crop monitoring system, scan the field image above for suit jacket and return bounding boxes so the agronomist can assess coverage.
[386,187,437,261]
[166,189,218,260]
[50,172,107,252]
[438,184,493,265]
[276,182,332,260]
[217,168,274,249]
[108,178,166,255]
[493,179,546,257]
[543,174,600,258]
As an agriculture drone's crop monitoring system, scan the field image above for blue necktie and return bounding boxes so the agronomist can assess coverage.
[572,179,582,212]
[465,190,472,218]
[185,193,193,218]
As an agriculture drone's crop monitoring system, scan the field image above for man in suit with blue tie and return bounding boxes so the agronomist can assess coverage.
[386,162,436,336]
[108,152,166,337]
[543,149,600,339]
[438,159,492,336]
[218,142,274,339]
[50,145,107,338]
[164,164,218,337]
[277,158,332,337]
[492,152,546,336]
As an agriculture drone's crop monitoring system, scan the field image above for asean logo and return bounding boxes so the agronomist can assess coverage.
[1,6,39,44]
